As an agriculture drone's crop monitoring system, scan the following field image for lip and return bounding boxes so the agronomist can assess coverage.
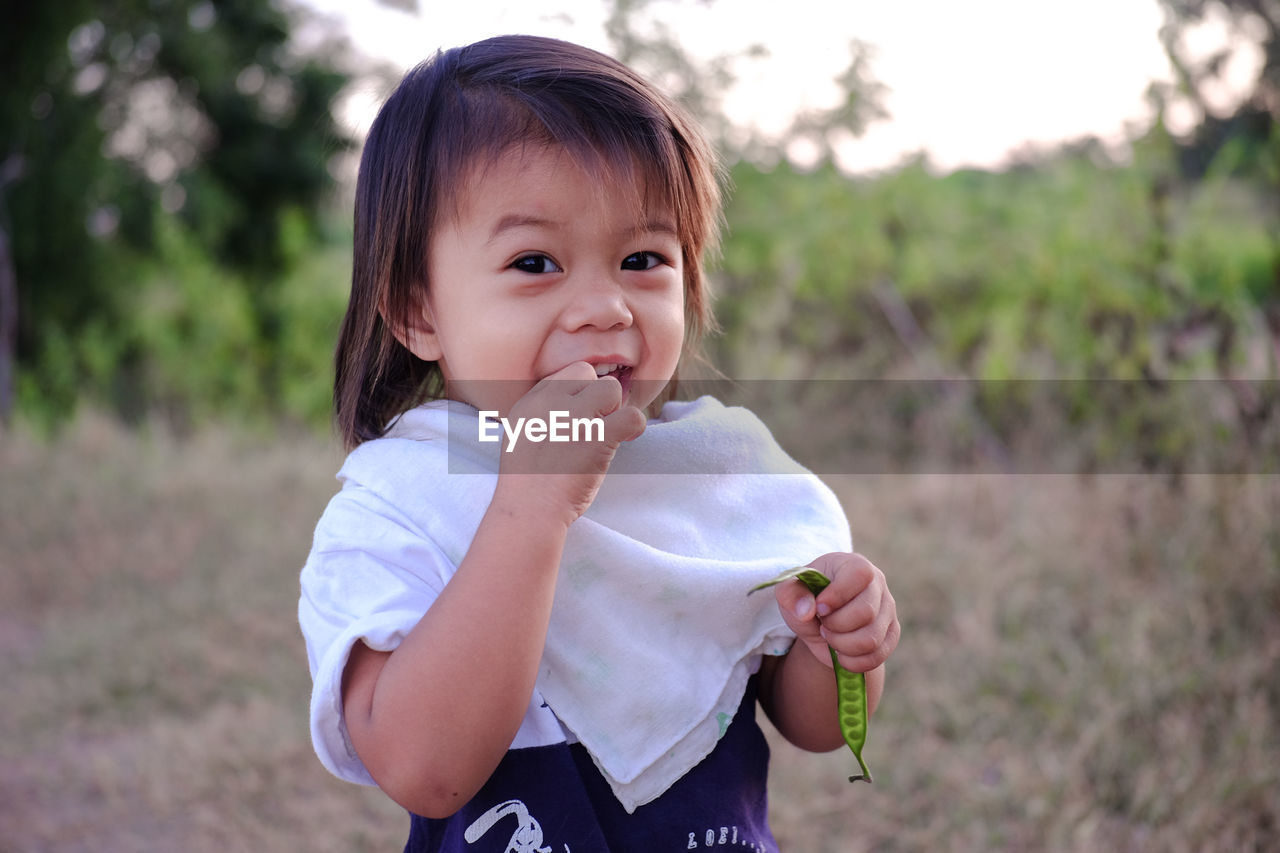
[583,355,634,370]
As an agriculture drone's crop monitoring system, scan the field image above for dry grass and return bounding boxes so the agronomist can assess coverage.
[768,473,1280,852]
[2,416,1277,850]
[1,415,405,851]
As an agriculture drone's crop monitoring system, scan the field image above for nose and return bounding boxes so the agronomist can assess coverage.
[560,272,633,332]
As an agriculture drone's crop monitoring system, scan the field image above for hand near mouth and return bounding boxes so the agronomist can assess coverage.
[494,361,646,526]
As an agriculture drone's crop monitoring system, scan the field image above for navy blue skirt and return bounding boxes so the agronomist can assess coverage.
[405,679,777,852]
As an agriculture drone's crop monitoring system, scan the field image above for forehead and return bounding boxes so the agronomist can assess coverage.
[448,143,678,234]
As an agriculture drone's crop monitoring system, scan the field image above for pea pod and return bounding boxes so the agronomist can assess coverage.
[750,566,873,783]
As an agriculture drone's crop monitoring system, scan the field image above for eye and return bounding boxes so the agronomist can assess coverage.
[511,253,562,274]
[621,251,667,271]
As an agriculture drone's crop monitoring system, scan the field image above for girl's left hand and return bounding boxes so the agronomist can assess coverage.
[773,552,900,674]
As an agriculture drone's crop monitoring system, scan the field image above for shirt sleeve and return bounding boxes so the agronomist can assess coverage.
[298,481,456,786]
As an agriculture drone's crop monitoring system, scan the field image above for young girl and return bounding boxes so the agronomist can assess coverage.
[300,35,899,852]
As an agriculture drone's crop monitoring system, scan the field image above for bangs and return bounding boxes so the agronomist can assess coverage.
[430,75,710,258]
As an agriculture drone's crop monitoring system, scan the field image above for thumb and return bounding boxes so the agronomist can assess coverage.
[773,579,819,633]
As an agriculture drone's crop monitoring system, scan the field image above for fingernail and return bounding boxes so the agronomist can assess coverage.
[816,602,832,618]
[795,597,813,620]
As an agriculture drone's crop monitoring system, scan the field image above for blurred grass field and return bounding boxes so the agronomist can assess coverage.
[2,415,1277,851]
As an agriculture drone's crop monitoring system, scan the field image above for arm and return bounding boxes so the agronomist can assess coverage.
[758,552,899,752]
[341,365,645,818]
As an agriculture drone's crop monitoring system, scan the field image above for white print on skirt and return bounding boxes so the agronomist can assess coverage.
[464,799,569,853]
[687,824,766,849]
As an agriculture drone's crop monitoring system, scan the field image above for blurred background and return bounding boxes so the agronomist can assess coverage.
[2,1,1277,850]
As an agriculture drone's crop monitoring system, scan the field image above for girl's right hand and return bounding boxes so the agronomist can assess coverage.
[494,361,646,526]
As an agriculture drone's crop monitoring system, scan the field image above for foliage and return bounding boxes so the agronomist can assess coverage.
[709,126,1279,474]
[1155,0,1278,165]
[716,137,1276,378]
[1,0,355,425]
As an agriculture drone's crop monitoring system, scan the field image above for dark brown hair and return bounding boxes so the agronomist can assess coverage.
[334,34,724,449]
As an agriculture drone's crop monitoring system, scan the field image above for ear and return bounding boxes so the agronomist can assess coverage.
[385,293,444,362]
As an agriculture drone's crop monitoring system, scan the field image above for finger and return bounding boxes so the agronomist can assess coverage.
[773,577,819,625]
[572,371,625,419]
[832,611,900,674]
[545,361,599,382]
[816,580,883,635]
[528,361,600,400]
[823,586,896,657]
[600,405,646,444]
[813,553,880,620]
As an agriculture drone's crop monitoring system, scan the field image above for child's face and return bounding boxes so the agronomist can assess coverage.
[403,145,686,416]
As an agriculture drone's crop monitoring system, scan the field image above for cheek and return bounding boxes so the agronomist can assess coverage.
[442,300,545,370]
[647,287,687,371]
[663,306,686,357]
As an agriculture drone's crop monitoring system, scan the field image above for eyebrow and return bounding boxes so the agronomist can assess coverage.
[487,214,556,244]
[486,214,679,244]
[636,219,679,238]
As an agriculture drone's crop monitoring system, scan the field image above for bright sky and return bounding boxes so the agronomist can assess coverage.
[300,0,1202,174]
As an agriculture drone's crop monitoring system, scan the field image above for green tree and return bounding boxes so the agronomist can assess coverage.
[1,0,354,424]
[1153,0,1278,203]
[1154,1,1279,417]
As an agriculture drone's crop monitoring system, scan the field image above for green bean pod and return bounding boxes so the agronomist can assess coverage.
[749,566,873,783]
